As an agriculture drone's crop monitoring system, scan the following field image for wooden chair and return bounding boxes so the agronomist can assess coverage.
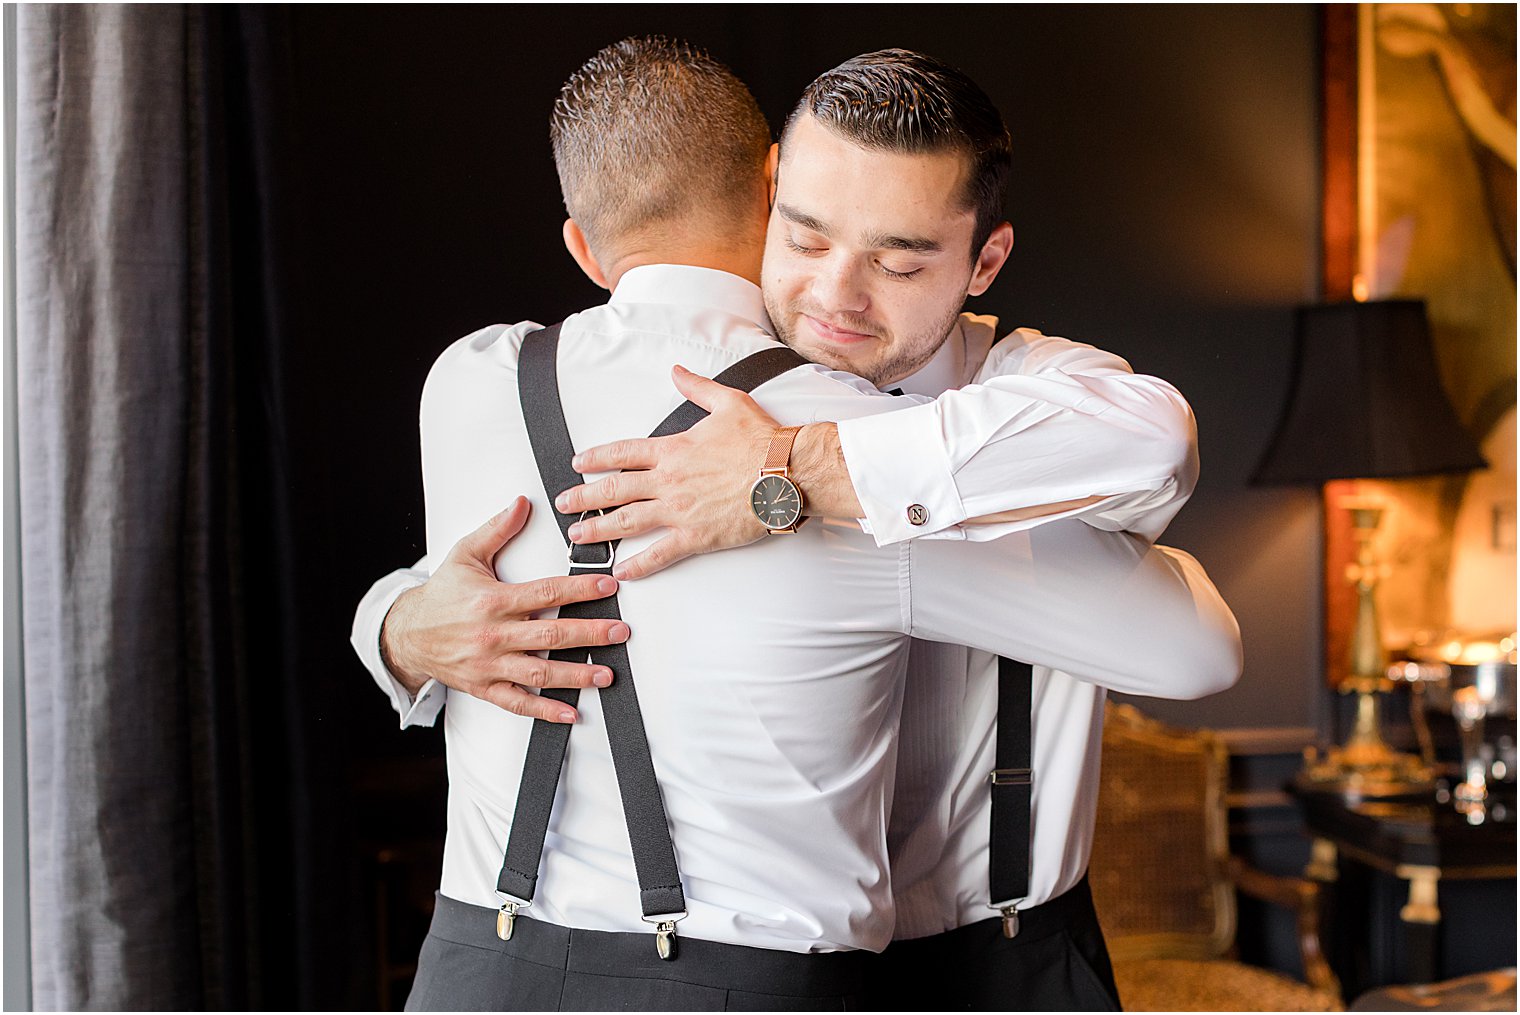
[1089,702,1343,1012]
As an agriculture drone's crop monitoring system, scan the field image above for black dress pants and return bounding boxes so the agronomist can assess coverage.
[861,875,1123,1011]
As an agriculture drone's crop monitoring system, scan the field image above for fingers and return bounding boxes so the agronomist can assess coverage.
[571,436,663,475]
[556,469,658,515]
[507,618,631,654]
[612,535,692,581]
[497,653,615,690]
[449,497,531,567]
[671,364,746,413]
[567,503,663,545]
[502,572,620,614]
[477,653,628,723]
[480,682,581,724]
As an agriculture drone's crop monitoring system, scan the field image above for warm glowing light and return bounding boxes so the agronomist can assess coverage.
[1458,641,1505,665]
[1351,274,1370,302]
[1432,637,1517,665]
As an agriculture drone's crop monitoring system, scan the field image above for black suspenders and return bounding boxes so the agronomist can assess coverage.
[497,320,1035,952]
[496,322,807,959]
[990,657,1034,937]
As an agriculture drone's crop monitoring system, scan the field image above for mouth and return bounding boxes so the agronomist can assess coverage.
[802,314,877,346]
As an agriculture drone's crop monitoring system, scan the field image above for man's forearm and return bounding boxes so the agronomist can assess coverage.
[351,562,440,728]
[794,421,1104,526]
[379,586,430,697]
[832,324,1198,546]
[793,423,861,519]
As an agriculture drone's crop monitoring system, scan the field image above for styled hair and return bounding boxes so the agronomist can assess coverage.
[550,36,772,256]
[780,49,1012,257]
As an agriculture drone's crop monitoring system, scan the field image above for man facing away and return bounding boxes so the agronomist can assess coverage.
[356,39,1241,1011]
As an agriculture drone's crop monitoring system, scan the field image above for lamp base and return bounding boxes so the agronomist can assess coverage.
[1299,743,1436,802]
[1299,675,1437,801]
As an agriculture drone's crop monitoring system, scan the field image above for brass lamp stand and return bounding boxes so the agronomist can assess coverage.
[1300,501,1434,798]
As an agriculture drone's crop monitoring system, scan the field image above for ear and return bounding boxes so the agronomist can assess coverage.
[766,143,780,207]
[967,221,1014,297]
[562,219,610,290]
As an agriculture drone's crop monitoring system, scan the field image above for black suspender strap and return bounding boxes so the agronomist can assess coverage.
[497,322,806,958]
[989,656,1034,938]
[651,347,808,438]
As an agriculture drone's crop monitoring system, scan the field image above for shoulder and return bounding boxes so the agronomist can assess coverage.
[978,322,1135,379]
[417,320,550,434]
[420,319,553,399]
[753,361,906,426]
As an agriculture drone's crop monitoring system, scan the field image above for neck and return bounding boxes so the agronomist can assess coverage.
[602,229,764,290]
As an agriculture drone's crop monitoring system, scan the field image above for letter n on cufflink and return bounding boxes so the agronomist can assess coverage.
[906,504,930,526]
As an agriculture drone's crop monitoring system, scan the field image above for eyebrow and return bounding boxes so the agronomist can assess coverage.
[777,202,943,255]
[776,203,831,236]
[863,229,943,254]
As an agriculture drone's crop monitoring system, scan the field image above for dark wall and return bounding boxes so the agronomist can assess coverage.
[273,6,1322,1002]
[284,4,1323,738]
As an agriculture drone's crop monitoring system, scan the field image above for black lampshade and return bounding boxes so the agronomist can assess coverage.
[1251,300,1488,484]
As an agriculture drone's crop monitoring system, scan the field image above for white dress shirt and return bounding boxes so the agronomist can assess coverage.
[351,263,1240,952]
[839,313,1196,546]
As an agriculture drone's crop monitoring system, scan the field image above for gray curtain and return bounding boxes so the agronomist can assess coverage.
[15,5,295,1008]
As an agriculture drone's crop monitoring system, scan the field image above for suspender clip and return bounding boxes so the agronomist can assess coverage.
[494,892,532,942]
[645,910,686,961]
[999,904,1020,939]
[655,920,678,960]
[496,902,519,941]
[990,767,1033,785]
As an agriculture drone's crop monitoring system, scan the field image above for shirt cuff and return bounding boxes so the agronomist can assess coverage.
[398,678,444,729]
[836,401,968,546]
[350,569,445,729]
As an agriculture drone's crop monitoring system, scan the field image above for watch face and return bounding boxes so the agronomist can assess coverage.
[751,475,802,529]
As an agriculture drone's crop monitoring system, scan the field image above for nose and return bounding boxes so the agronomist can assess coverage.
[808,254,870,317]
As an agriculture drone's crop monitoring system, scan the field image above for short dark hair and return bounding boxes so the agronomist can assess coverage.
[780,49,1012,257]
[550,36,772,256]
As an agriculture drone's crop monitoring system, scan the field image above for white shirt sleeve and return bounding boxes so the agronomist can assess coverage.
[837,327,1198,547]
[904,520,1242,699]
[349,557,445,729]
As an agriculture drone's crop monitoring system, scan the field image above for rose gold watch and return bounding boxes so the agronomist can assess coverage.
[748,426,807,534]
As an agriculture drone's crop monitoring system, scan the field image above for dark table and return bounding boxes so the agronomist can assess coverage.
[1289,779,1516,992]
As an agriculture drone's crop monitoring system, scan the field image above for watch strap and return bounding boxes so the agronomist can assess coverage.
[762,426,803,474]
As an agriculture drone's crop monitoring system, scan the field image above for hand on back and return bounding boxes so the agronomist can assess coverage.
[381,497,629,723]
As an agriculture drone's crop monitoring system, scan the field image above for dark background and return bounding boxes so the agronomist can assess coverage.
[271,5,1331,1006]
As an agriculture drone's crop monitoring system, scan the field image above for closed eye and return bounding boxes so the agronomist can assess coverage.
[878,261,924,280]
[783,235,825,255]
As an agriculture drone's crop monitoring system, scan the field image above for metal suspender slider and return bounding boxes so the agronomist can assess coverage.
[990,768,1032,786]
[567,510,615,570]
